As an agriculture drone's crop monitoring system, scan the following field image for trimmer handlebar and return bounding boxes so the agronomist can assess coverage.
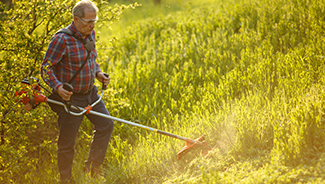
[102,73,109,90]
[15,78,107,115]
[61,90,105,116]
[63,83,73,92]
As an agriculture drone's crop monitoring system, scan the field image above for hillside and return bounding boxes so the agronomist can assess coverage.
[99,0,325,183]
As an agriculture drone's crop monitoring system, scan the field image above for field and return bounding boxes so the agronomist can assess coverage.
[1,0,325,183]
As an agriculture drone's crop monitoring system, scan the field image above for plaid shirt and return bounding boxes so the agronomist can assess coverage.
[41,23,102,94]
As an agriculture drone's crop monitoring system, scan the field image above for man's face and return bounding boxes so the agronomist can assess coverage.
[74,8,97,37]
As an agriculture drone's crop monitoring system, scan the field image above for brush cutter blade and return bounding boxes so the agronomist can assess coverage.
[177,135,208,160]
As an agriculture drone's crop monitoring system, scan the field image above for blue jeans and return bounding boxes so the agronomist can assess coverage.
[55,86,114,181]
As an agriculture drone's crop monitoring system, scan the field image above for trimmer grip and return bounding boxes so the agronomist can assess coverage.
[63,83,73,92]
[102,73,109,90]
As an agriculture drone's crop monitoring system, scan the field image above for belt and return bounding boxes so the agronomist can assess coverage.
[73,86,94,96]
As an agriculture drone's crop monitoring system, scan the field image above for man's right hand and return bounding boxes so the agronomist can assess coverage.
[58,85,73,101]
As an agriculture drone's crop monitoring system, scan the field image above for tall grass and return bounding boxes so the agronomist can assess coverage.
[95,0,325,182]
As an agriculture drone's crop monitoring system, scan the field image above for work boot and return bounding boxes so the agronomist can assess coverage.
[91,165,103,178]
[83,165,90,174]
[83,165,105,179]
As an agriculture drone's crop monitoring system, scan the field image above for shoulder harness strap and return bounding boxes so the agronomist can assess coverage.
[55,28,95,52]
[54,28,95,85]
[56,28,74,37]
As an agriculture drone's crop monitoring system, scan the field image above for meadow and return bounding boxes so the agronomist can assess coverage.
[1,0,325,183]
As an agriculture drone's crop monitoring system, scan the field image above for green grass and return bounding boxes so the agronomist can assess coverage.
[95,0,325,183]
[2,0,325,183]
[99,0,215,37]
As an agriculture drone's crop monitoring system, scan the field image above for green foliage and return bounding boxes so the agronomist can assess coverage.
[0,0,138,183]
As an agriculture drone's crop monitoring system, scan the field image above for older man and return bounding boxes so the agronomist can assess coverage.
[41,0,114,183]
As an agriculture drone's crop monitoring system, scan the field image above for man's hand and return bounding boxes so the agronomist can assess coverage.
[58,85,73,101]
[96,72,110,86]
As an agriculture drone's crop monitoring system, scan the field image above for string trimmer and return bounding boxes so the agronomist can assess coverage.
[14,78,209,160]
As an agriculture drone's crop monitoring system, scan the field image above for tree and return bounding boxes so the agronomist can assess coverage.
[0,0,139,182]
[0,0,12,6]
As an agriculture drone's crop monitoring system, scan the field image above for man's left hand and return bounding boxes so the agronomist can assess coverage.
[97,72,110,86]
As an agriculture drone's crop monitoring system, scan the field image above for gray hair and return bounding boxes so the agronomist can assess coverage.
[73,0,98,18]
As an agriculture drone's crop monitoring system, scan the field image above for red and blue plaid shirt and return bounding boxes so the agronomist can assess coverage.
[41,23,102,93]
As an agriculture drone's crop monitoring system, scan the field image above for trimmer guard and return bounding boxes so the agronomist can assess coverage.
[177,135,208,160]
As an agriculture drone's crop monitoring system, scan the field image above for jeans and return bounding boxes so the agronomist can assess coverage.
[55,86,114,181]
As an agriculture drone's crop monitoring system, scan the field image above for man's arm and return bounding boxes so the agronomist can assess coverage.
[40,34,66,91]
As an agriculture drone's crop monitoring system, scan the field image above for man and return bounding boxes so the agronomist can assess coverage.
[40,0,114,183]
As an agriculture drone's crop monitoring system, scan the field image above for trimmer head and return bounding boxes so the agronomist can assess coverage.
[177,135,208,160]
